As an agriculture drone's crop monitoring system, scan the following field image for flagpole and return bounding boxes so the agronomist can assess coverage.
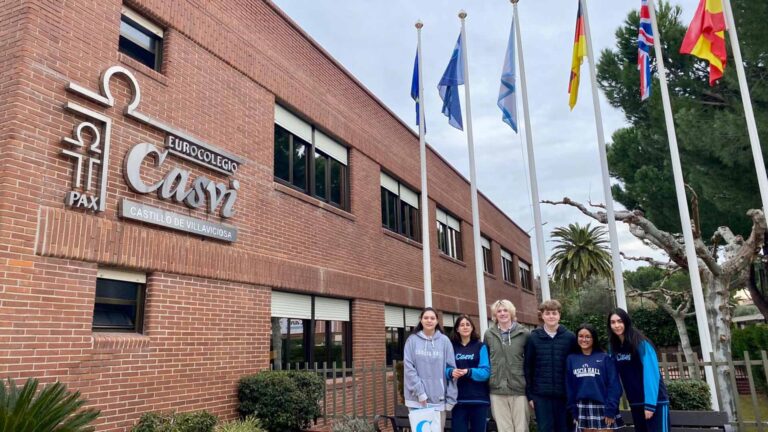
[458,10,488,334]
[579,0,627,310]
[721,0,768,212]
[415,21,433,307]
[512,0,550,301]
[648,0,719,410]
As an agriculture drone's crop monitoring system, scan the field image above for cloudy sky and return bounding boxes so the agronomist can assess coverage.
[271,0,702,276]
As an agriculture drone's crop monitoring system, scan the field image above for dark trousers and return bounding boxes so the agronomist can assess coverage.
[451,404,489,432]
[532,396,569,432]
[629,403,670,432]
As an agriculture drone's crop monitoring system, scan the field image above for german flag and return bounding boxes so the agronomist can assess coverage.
[680,0,726,86]
[568,2,587,110]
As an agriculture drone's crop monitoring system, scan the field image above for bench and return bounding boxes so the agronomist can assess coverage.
[620,409,728,432]
[374,404,498,432]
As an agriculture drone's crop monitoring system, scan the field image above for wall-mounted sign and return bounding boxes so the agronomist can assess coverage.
[61,66,243,242]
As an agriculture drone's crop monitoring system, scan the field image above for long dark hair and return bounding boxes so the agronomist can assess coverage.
[450,314,480,344]
[607,308,651,353]
[576,323,603,353]
[414,307,445,335]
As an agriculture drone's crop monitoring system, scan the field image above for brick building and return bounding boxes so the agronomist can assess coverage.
[0,0,538,430]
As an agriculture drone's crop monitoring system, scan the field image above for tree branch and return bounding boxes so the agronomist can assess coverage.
[721,209,768,278]
[620,252,678,269]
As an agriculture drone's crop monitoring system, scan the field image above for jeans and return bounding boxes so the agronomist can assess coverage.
[451,404,489,432]
[532,396,569,432]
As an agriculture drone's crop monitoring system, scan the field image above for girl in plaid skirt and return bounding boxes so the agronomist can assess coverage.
[566,324,624,431]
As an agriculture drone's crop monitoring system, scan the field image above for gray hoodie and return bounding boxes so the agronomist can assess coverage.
[403,330,458,411]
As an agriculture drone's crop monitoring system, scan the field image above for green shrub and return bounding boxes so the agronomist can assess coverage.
[0,377,100,432]
[331,416,375,432]
[238,370,324,432]
[732,324,768,394]
[215,417,266,432]
[131,410,218,432]
[667,380,711,411]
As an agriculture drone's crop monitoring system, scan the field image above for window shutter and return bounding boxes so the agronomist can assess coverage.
[385,305,405,328]
[275,105,312,143]
[271,291,312,319]
[315,130,348,166]
[314,297,350,321]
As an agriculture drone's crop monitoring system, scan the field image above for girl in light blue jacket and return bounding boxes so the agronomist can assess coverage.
[404,307,458,423]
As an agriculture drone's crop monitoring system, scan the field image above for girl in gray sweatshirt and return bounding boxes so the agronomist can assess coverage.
[403,307,458,413]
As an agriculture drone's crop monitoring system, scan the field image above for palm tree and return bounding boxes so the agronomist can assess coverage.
[548,223,613,292]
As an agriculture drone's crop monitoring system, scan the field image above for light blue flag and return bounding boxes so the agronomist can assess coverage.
[411,50,425,131]
[438,34,464,130]
[498,18,518,132]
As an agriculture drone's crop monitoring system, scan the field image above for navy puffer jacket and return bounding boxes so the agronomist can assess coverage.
[523,325,578,400]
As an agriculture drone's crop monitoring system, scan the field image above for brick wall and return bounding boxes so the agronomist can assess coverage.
[0,0,538,430]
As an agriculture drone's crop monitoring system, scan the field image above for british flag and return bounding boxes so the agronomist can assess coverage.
[638,0,654,101]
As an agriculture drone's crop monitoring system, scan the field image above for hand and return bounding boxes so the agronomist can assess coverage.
[451,369,466,379]
[529,400,535,409]
[420,400,427,407]
[645,410,654,420]
[604,417,615,426]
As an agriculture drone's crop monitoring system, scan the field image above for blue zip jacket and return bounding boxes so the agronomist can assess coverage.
[448,340,490,405]
[612,340,669,412]
[565,351,622,418]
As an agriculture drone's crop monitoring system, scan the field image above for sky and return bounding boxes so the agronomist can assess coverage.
[270,0,703,276]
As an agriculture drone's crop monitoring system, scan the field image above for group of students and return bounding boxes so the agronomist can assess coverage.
[403,299,669,432]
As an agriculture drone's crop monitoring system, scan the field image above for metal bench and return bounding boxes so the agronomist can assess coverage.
[374,404,498,432]
[620,409,728,432]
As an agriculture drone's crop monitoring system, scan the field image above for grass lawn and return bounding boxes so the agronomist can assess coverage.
[737,394,768,432]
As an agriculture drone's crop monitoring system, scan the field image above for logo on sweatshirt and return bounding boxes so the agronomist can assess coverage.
[615,353,632,362]
[415,349,441,358]
[456,353,475,361]
[573,364,601,378]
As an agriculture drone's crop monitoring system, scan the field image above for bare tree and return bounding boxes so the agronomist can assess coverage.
[543,197,767,419]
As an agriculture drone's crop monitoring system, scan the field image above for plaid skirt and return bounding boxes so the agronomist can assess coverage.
[576,400,625,430]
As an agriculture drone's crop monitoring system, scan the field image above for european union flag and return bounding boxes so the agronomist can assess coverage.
[438,34,464,130]
[411,50,425,130]
[498,17,518,132]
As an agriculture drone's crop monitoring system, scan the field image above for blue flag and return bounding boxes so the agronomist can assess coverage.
[438,34,464,130]
[498,18,518,132]
[411,50,425,130]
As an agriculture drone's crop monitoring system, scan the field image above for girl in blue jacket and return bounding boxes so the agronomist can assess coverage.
[608,308,670,432]
[448,315,490,432]
[566,324,624,431]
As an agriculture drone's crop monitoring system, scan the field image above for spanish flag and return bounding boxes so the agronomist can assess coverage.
[568,2,587,110]
[680,0,726,86]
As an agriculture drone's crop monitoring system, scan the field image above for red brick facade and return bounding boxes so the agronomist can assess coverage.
[0,0,537,430]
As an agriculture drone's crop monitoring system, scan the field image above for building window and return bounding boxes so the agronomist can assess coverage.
[93,268,146,333]
[270,292,351,369]
[481,236,493,274]
[436,208,462,260]
[442,312,458,337]
[501,249,514,283]
[119,7,163,71]
[520,261,532,292]
[380,172,421,242]
[274,105,349,210]
[385,306,421,365]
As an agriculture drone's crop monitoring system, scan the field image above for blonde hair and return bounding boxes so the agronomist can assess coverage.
[490,299,516,322]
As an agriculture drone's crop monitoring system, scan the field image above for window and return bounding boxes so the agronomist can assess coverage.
[119,7,163,71]
[520,261,532,292]
[481,236,493,274]
[385,306,420,365]
[436,208,462,260]
[93,268,146,333]
[274,105,349,209]
[380,172,421,242]
[501,249,514,283]
[270,292,351,369]
[442,312,459,337]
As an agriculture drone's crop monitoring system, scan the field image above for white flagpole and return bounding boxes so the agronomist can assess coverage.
[458,10,489,334]
[416,21,433,307]
[647,0,719,410]
[722,0,768,211]
[580,0,627,310]
[512,0,550,301]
